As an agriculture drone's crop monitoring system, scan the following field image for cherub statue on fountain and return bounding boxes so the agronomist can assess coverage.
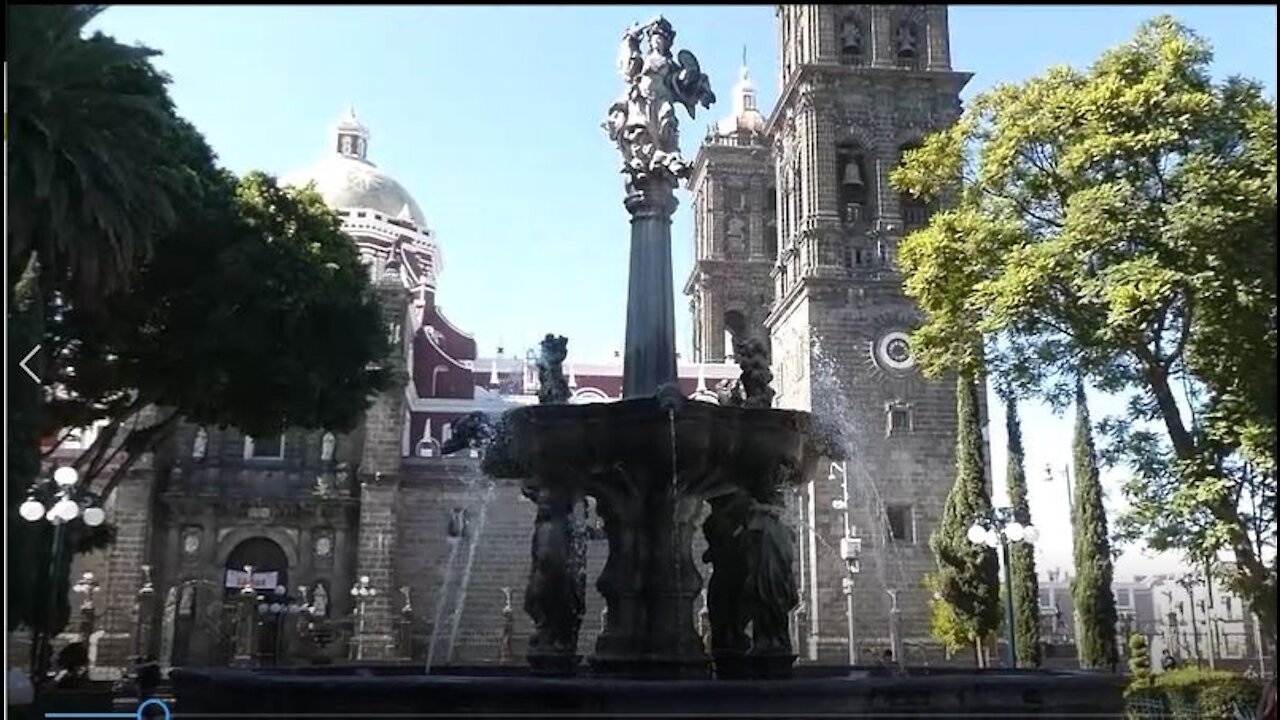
[536,334,570,404]
[733,337,776,409]
[603,16,715,187]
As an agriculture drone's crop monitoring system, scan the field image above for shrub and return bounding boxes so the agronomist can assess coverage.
[1126,668,1263,720]
[1127,634,1152,686]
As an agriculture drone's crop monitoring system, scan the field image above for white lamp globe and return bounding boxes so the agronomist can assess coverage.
[984,529,1001,548]
[1022,525,1040,544]
[53,466,79,487]
[54,499,81,522]
[82,507,106,527]
[19,499,45,522]
[966,523,987,545]
[1004,522,1025,542]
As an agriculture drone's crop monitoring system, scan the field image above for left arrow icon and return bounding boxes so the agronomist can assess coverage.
[19,345,41,383]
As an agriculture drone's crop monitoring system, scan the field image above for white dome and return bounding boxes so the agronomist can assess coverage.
[284,155,428,228]
[283,108,428,229]
[716,64,766,137]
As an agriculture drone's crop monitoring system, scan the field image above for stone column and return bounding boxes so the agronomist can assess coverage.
[622,178,680,398]
[871,6,894,68]
[926,6,951,71]
[352,474,400,660]
[591,472,705,679]
[350,267,410,660]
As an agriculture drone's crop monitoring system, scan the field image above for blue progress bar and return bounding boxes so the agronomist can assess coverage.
[46,698,171,720]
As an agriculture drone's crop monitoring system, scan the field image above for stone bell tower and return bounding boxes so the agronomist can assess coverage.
[351,257,412,660]
[765,4,975,662]
[686,56,777,362]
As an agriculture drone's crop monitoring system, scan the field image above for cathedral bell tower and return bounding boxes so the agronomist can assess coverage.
[686,56,777,362]
[764,5,976,662]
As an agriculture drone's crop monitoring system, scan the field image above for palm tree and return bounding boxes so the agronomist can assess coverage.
[7,5,189,301]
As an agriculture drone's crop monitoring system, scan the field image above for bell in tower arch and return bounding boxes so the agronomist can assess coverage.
[842,157,865,188]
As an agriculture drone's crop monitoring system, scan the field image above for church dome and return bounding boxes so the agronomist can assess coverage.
[283,108,429,229]
[716,64,766,137]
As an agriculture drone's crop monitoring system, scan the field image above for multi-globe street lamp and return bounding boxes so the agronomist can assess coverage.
[351,576,379,660]
[18,466,106,681]
[967,506,1039,669]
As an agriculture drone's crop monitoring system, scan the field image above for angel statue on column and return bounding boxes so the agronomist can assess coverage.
[603,16,716,185]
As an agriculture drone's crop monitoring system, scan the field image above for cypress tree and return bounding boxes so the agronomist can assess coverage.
[929,373,1001,661]
[1003,392,1042,668]
[1069,380,1119,670]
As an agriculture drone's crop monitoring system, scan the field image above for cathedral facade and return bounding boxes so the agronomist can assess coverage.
[33,4,978,675]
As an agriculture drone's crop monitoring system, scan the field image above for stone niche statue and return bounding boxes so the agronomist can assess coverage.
[192,427,208,460]
[320,432,336,462]
[536,334,570,404]
[603,16,716,186]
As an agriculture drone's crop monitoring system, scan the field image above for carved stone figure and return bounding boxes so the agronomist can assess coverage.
[192,427,208,460]
[441,411,498,455]
[702,491,752,656]
[603,17,716,186]
[536,334,570,404]
[742,500,799,656]
[521,483,585,666]
[716,378,745,407]
[733,337,776,409]
[320,432,336,462]
[311,582,330,618]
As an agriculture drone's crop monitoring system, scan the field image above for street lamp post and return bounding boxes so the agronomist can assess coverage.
[350,576,379,661]
[967,506,1040,669]
[18,466,107,682]
[828,462,862,666]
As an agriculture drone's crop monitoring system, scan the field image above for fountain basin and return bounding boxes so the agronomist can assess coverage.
[171,664,1126,718]
[483,397,825,679]
[486,396,823,496]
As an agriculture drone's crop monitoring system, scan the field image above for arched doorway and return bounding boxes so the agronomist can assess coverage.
[223,537,290,666]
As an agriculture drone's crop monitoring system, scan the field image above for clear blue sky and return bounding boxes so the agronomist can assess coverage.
[91,5,1276,576]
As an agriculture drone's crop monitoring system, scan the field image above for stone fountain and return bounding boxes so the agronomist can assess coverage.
[169,16,1125,718]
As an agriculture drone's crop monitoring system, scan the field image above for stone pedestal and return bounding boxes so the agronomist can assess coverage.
[621,179,679,399]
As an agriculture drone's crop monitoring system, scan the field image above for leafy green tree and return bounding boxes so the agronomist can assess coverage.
[1071,381,1120,670]
[42,171,392,499]
[929,373,1001,663]
[891,16,1276,638]
[1003,391,1042,667]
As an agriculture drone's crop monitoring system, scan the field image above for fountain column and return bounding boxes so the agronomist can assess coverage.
[622,177,679,398]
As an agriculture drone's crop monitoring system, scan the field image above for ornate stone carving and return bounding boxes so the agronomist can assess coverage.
[734,337,776,409]
[521,482,586,672]
[536,334,570,404]
[742,498,799,657]
[702,491,752,656]
[603,16,715,188]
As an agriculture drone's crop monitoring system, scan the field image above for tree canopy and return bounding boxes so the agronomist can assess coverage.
[892,15,1277,636]
[42,170,392,499]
